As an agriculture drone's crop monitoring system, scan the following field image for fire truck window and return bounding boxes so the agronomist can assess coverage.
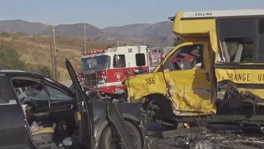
[136,53,146,66]
[81,55,110,71]
[114,55,126,68]
[221,38,253,63]
[165,44,203,71]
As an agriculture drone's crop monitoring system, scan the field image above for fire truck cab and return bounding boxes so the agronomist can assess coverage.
[80,46,148,98]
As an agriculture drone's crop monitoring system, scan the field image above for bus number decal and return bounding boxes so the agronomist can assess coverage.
[146,78,155,85]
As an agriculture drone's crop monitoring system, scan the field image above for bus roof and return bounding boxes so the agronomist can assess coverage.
[182,9,264,19]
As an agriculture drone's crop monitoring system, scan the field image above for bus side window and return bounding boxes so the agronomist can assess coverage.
[220,38,253,63]
[114,55,126,68]
[218,18,255,63]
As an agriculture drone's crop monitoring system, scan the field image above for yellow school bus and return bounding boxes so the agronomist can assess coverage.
[124,9,264,125]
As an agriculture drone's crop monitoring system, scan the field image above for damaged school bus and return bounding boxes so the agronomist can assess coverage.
[124,9,264,125]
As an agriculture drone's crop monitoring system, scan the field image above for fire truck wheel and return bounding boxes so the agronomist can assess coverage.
[99,120,143,149]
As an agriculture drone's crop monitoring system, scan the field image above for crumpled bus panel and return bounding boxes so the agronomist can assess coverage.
[125,70,216,116]
[216,68,264,99]
[164,70,216,115]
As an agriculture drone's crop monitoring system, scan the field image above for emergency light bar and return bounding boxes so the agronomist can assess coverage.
[83,49,108,55]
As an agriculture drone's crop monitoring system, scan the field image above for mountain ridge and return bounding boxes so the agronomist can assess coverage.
[0,19,176,47]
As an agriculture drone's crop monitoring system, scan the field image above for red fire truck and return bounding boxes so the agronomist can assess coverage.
[79,46,149,98]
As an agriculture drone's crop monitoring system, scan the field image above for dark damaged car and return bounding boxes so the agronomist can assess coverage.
[0,59,144,149]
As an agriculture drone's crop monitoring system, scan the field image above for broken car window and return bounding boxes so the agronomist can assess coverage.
[46,85,72,101]
[12,79,72,102]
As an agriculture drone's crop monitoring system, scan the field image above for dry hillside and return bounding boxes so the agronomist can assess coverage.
[0,33,118,81]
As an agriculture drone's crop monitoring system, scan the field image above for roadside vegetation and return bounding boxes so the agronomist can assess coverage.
[0,32,119,81]
[0,45,26,69]
[0,44,52,78]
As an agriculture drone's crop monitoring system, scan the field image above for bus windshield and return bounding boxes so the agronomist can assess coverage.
[81,55,110,71]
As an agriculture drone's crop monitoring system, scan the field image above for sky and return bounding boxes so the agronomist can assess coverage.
[0,0,264,28]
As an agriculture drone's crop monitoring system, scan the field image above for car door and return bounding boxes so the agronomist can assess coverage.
[66,59,134,149]
[162,41,216,115]
[65,59,95,148]
[0,75,29,148]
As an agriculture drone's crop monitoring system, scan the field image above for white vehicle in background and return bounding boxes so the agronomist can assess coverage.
[147,47,174,72]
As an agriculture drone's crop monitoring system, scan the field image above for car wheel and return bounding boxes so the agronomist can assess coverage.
[99,121,143,149]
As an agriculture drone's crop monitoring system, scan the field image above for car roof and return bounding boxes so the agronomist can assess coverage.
[0,70,44,78]
[0,70,74,94]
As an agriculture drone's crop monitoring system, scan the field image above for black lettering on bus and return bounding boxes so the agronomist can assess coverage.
[258,73,264,81]
[195,12,213,17]
[247,73,250,81]
[227,73,233,81]
[146,78,155,85]
[227,73,250,82]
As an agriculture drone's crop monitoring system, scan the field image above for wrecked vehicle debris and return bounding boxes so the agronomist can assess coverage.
[124,9,264,128]
[147,130,264,149]
[146,122,264,149]
[0,59,144,148]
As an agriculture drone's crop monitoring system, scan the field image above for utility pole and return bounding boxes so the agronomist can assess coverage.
[83,25,87,53]
[50,43,54,79]
[51,25,58,81]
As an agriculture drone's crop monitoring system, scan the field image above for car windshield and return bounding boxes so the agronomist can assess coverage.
[81,55,110,71]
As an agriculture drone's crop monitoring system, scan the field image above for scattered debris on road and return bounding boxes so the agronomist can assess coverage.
[145,122,264,149]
